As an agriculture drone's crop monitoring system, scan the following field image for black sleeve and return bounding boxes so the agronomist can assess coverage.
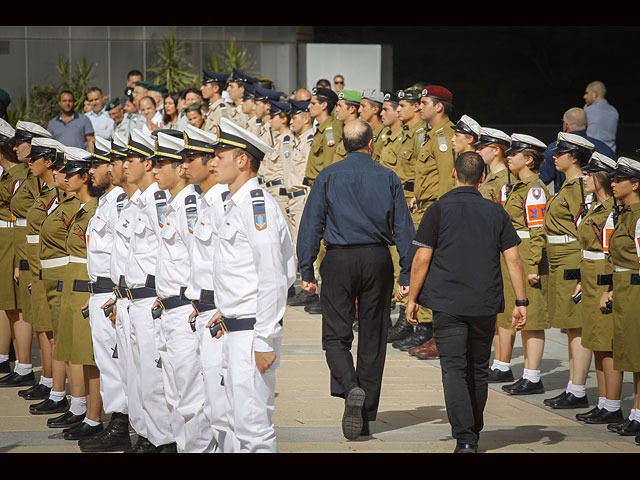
[413,202,440,249]
[499,208,522,252]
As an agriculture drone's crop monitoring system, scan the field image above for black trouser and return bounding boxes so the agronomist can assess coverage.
[320,245,394,422]
[433,312,497,446]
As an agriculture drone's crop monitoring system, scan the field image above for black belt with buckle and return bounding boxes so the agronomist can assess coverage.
[258,178,264,185]
[403,181,414,192]
[90,276,116,294]
[265,179,283,188]
[219,317,283,333]
[125,286,157,300]
[159,295,192,311]
[191,300,216,313]
[19,259,30,271]
[326,243,387,251]
[199,289,216,306]
[287,190,306,199]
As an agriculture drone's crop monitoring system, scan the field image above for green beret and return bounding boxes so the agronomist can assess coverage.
[106,97,121,110]
[0,88,11,107]
[338,89,361,104]
[148,84,168,95]
[135,80,155,90]
[184,102,202,114]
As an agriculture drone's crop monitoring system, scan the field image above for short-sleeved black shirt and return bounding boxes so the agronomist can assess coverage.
[414,186,521,316]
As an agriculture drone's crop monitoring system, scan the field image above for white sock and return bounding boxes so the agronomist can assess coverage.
[569,383,586,398]
[490,360,498,370]
[0,354,9,362]
[604,399,621,412]
[629,409,637,420]
[15,362,32,376]
[634,409,640,422]
[39,376,53,388]
[494,360,511,372]
[69,396,87,415]
[565,380,573,393]
[597,397,606,409]
[83,417,101,427]
[523,369,541,383]
[49,390,66,402]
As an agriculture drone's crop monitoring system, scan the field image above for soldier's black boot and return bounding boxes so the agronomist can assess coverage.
[392,322,432,351]
[78,412,132,452]
[387,307,414,343]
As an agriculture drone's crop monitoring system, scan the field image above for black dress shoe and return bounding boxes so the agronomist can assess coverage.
[501,377,526,394]
[124,436,159,453]
[30,397,69,415]
[79,414,132,452]
[304,299,322,315]
[576,406,603,422]
[0,371,35,387]
[342,386,365,440]
[387,307,413,343]
[392,323,432,351]
[21,383,51,400]
[47,410,85,428]
[488,368,514,383]
[287,285,297,298]
[550,393,589,409]
[544,391,569,406]
[618,420,640,436]
[607,418,630,433]
[0,360,10,374]
[287,290,318,307]
[454,443,477,453]
[584,408,624,425]
[63,421,103,440]
[507,378,544,395]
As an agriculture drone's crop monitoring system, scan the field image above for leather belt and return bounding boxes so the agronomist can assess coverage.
[547,234,577,244]
[19,259,30,271]
[287,190,306,199]
[326,243,387,250]
[218,317,283,333]
[258,178,264,185]
[191,300,216,314]
[265,179,283,188]
[125,286,157,301]
[41,256,70,269]
[88,276,116,294]
[158,295,192,311]
[403,181,414,192]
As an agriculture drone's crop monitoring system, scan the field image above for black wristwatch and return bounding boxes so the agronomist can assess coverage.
[515,299,529,307]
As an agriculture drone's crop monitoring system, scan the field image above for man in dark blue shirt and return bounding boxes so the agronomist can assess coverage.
[540,107,616,192]
[298,118,415,440]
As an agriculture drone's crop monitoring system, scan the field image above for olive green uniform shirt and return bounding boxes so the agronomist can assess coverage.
[305,116,343,187]
[371,124,388,164]
[479,168,510,205]
[40,194,81,261]
[414,118,455,207]
[544,177,585,238]
[396,120,426,196]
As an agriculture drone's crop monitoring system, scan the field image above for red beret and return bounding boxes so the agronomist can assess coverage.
[421,85,453,104]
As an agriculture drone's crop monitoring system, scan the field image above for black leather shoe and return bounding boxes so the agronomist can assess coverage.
[287,285,296,299]
[304,299,322,315]
[488,368,514,383]
[47,410,85,428]
[544,391,568,406]
[550,393,589,409]
[30,397,69,415]
[501,377,525,394]
[287,290,318,307]
[21,383,51,400]
[454,443,477,453]
[63,421,103,440]
[342,386,365,440]
[124,436,159,453]
[576,406,603,422]
[607,418,630,433]
[0,360,10,374]
[360,419,371,437]
[392,323,432,351]
[0,371,35,387]
[78,413,131,452]
[507,378,544,395]
[584,408,624,425]
[618,420,640,436]
[387,308,414,343]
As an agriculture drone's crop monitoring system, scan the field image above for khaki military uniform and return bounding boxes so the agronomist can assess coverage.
[371,124,388,164]
[40,194,80,339]
[479,168,511,205]
[261,131,292,219]
[577,197,615,351]
[607,202,640,372]
[0,164,21,310]
[228,103,249,129]
[25,183,58,332]
[246,116,260,137]
[544,177,585,329]
[499,174,550,330]
[202,98,230,133]
[55,198,97,365]
[305,116,342,187]
[331,120,347,164]
[258,121,276,148]
[10,165,41,323]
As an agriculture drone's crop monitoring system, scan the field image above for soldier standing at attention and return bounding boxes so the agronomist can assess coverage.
[358,89,387,164]
[200,69,231,134]
[333,90,361,164]
[451,114,481,155]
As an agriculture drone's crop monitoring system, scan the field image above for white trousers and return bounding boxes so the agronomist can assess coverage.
[159,304,215,453]
[114,297,131,418]
[128,297,173,447]
[221,330,281,453]
[195,309,238,453]
[88,292,127,414]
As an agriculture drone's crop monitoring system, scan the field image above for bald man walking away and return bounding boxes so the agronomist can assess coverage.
[583,81,619,152]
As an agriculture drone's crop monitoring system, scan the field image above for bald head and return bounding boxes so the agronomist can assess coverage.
[563,107,588,131]
[343,118,373,153]
[587,81,607,98]
[294,88,311,101]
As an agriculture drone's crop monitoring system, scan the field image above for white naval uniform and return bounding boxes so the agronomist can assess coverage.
[125,182,173,447]
[212,177,296,453]
[155,184,215,453]
[86,185,126,415]
[110,189,139,423]
[184,182,237,453]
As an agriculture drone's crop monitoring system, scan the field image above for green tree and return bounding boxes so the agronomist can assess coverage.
[205,36,255,75]
[58,55,97,111]
[147,27,198,92]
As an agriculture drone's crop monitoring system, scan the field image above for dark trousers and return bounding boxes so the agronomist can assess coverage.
[319,245,394,422]
[432,311,497,445]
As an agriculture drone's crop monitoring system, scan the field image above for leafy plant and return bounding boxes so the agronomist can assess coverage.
[26,85,59,127]
[6,96,27,128]
[147,27,198,92]
[57,55,97,111]
[205,36,255,75]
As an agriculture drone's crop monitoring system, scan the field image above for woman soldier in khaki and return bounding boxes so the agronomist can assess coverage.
[0,121,52,388]
[600,157,640,437]
[0,120,19,374]
[543,132,596,409]
[499,134,550,395]
[573,153,625,425]
[17,138,65,402]
[55,147,102,441]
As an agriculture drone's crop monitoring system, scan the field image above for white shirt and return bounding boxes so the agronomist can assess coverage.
[212,177,296,352]
[141,111,164,138]
[184,183,228,302]
[111,189,140,286]
[86,108,116,139]
[86,186,125,282]
[125,182,170,288]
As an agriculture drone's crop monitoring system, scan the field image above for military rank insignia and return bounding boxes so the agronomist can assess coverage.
[154,190,168,228]
[116,192,127,218]
[250,189,267,231]
[185,194,198,234]
[437,133,448,152]
[326,127,335,147]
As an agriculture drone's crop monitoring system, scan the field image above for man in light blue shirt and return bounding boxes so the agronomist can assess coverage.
[583,81,618,152]
[47,90,95,149]
[86,87,115,140]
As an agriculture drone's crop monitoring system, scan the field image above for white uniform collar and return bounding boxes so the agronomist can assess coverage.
[228,176,260,208]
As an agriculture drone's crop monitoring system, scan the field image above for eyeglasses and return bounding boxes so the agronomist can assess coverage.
[334,81,344,85]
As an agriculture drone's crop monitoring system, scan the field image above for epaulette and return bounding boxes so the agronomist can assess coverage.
[250,188,267,231]
[154,190,168,227]
[185,194,198,234]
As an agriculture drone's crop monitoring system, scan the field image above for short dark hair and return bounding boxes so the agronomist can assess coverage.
[316,78,331,89]
[88,86,103,95]
[128,70,143,79]
[454,151,485,185]
[343,119,373,153]
[431,97,454,117]
[232,148,260,173]
[522,149,545,172]
[60,89,75,100]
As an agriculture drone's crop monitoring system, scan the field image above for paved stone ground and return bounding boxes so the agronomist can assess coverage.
[1,301,639,453]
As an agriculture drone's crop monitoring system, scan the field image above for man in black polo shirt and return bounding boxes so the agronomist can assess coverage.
[405,151,528,453]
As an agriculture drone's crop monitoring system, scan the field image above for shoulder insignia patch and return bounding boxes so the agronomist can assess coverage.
[437,134,448,152]
[326,127,335,147]
[532,187,542,200]
[250,189,267,231]
[154,190,168,228]
[185,194,198,233]
[116,192,127,218]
